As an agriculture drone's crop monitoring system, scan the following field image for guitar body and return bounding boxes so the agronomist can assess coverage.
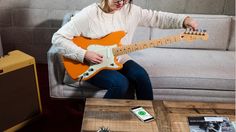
[63,31,126,80]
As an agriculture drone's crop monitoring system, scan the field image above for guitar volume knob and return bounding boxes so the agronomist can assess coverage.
[84,73,89,76]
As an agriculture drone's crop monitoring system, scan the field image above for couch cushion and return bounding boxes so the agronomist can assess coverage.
[56,82,106,98]
[154,89,235,102]
[129,48,235,91]
[228,17,235,51]
[150,15,231,50]
[132,26,150,43]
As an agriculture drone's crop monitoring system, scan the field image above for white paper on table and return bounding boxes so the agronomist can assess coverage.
[204,117,224,122]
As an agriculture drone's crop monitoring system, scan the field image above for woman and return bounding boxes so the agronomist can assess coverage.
[52,0,198,100]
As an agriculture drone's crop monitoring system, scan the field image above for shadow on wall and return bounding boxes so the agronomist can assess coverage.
[0,20,62,64]
[30,20,61,64]
[0,6,62,63]
[0,0,31,54]
[0,0,99,63]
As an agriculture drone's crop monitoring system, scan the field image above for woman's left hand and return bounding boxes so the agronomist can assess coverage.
[183,17,198,30]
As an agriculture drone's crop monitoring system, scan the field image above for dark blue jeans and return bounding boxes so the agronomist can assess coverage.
[87,60,153,100]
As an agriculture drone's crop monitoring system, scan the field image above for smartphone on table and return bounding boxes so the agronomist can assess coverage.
[131,106,155,123]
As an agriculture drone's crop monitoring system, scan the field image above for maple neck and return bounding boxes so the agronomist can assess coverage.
[112,34,181,56]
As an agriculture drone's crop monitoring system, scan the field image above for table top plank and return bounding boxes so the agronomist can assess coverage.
[85,105,154,113]
[163,101,235,109]
[83,119,157,132]
[82,98,158,132]
[85,98,153,107]
[152,101,171,132]
[171,122,189,132]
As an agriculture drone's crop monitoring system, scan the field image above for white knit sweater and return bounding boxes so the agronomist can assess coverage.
[51,3,186,63]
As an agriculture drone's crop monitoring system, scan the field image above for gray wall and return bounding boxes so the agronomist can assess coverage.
[0,0,235,63]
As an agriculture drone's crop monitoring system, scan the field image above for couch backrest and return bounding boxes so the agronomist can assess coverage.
[62,12,76,26]
[132,27,151,42]
[228,16,235,51]
[133,14,232,51]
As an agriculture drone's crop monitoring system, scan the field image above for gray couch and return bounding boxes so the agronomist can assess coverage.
[48,13,235,102]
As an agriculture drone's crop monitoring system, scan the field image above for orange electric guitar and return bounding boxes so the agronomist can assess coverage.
[63,29,208,81]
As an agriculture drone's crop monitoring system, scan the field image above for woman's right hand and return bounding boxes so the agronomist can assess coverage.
[84,50,103,64]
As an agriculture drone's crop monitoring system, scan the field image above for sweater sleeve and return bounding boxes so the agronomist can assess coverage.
[137,7,187,29]
[51,12,88,63]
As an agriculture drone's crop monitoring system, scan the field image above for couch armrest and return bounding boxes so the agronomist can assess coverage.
[47,45,66,86]
[48,11,81,97]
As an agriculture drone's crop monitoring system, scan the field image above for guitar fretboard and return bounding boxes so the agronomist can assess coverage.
[112,35,182,56]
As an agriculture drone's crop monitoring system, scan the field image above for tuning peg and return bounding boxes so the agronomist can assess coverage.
[194,29,201,35]
[195,29,199,34]
[203,29,207,35]
[193,31,199,35]
[190,31,194,35]
[186,28,192,34]
[184,28,190,34]
[201,30,206,35]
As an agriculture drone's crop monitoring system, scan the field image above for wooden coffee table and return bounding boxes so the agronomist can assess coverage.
[153,101,235,132]
[81,98,158,132]
[81,98,235,132]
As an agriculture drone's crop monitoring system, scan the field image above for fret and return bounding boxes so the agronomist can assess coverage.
[176,35,182,41]
[173,36,178,42]
[160,38,166,45]
[150,42,154,47]
[169,37,175,43]
[166,38,171,44]
[131,45,135,52]
[155,40,160,46]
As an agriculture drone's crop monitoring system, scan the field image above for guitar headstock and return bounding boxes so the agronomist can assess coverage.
[181,28,209,42]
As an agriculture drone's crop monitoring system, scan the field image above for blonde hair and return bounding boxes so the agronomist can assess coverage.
[100,0,133,13]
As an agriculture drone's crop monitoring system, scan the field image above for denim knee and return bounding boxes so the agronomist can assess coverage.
[104,76,129,98]
[133,67,149,81]
[111,76,129,95]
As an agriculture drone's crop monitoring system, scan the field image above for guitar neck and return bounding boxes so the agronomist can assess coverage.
[112,34,181,56]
